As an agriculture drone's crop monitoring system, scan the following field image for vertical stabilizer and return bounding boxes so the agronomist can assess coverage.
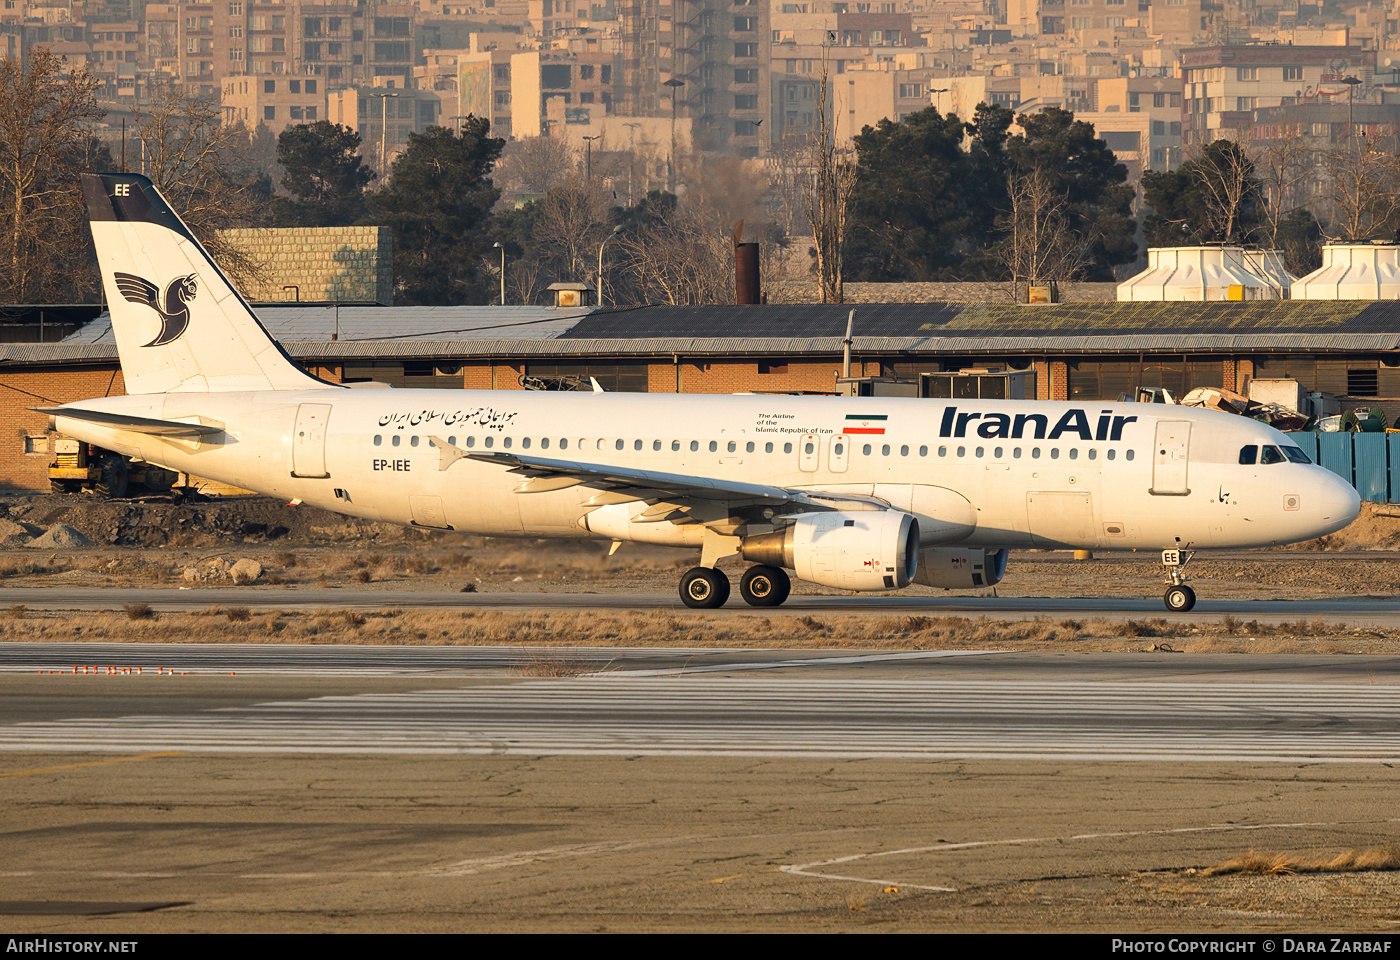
[82,173,334,394]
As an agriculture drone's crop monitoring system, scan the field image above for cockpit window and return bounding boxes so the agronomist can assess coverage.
[1261,445,1286,465]
[1281,445,1312,464]
[1238,445,1258,465]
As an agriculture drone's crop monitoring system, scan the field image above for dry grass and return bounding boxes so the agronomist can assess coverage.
[1199,847,1400,877]
[0,607,1392,653]
[510,648,601,677]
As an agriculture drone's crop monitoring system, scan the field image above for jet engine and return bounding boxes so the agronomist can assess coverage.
[913,547,1008,589]
[741,510,919,591]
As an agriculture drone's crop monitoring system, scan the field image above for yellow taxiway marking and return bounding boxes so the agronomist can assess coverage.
[0,751,185,779]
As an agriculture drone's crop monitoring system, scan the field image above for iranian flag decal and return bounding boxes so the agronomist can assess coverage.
[844,414,887,435]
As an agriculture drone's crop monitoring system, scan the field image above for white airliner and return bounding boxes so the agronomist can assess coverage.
[44,173,1361,612]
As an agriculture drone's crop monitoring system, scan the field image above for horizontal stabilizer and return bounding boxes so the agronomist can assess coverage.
[35,406,224,438]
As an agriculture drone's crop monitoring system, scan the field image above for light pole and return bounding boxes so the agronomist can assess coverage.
[1341,75,1362,146]
[623,121,641,202]
[371,92,400,177]
[582,134,600,180]
[664,77,684,192]
[493,241,505,305]
[597,225,623,307]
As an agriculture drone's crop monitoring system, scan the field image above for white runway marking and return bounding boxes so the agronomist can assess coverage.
[3,677,1400,762]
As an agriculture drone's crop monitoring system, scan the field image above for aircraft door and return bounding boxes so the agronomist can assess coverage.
[829,434,849,473]
[799,434,819,472]
[291,403,331,478]
[1150,420,1191,496]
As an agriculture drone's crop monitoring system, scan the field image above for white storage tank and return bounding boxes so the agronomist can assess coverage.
[1291,244,1400,300]
[1116,246,1294,301]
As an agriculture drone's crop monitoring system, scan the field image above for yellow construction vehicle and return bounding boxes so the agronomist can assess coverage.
[49,437,179,498]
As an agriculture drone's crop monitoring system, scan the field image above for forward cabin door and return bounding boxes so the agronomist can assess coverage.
[1150,420,1191,496]
[291,403,332,478]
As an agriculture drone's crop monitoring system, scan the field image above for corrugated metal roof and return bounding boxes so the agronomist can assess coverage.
[11,333,1400,367]
[61,305,595,346]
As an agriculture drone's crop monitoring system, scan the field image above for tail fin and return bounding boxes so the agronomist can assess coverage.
[82,173,332,394]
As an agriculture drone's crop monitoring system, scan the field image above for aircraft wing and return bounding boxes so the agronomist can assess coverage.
[444,442,889,516]
[35,406,224,438]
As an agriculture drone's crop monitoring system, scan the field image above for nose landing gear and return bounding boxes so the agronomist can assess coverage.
[1162,548,1196,612]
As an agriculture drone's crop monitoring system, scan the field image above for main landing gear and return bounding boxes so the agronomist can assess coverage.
[1161,548,1196,612]
[679,565,791,609]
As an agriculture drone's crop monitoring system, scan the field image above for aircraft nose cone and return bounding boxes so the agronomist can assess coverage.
[1319,474,1362,533]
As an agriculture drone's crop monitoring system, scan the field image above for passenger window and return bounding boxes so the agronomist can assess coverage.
[653,440,661,451]
[1239,445,1258,465]
[900,445,909,457]
[484,436,494,448]
[1106,449,1115,460]
[540,438,549,449]
[1261,445,1285,465]
[1087,448,1096,460]
[1013,447,1021,458]
[672,440,681,451]
[690,441,699,452]
[1050,448,1059,459]
[765,442,774,453]
[1125,449,1134,460]
[729,441,738,453]
[881,444,891,456]
[1031,448,1040,459]
[956,446,965,457]
[709,441,718,452]
[919,445,927,457]
[863,444,872,455]
[937,446,946,457]
[521,437,531,449]
[559,439,568,450]
[975,447,984,458]
[784,443,793,454]
[805,442,814,454]
[373,435,382,446]
[503,437,512,448]
[1068,449,1078,460]
[746,442,755,453]
[993,446,1003,458]
[392,435,401,447]
[616,439,625,451]
[465,436,476,448]
[634,440,643,451]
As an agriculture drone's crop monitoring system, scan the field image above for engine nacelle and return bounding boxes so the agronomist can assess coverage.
[913,547,1009,589]
[741,511,920,591]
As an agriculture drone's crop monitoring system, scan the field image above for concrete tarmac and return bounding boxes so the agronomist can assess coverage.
[3,649,1400,932]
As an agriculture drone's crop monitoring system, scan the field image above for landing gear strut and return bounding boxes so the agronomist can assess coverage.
[1161,548,1196,612]
[679,566,730,609]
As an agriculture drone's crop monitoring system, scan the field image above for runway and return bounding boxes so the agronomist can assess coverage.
[5,584,1400,625]
[6,645,1400,931]
[5,645,1400,763]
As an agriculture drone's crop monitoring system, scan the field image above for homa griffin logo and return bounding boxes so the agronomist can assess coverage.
[938,407,1139,441]
[114,272,198,347]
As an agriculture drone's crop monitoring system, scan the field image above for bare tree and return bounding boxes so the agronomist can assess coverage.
[614,195,731,306]
[1323,127,1400,242]
[1248,122,1316,250]
[534,172,612,284]
[1190,134,1260,245]
[800,47,856,304]
[995,168,1084,302]
[0,49,103,302]
[132,85,270,288]
[494,135,576,199]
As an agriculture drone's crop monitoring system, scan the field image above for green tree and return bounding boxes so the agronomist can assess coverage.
[1142,139,1265,247]
[272,121,374,227]
[370,116,504,305]
[0,49,104,302]
[845,106,977,281]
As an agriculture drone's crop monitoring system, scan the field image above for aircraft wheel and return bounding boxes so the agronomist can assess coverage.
[1164,585,1196,612]
[680,567,730,609]
[740,565,791,607]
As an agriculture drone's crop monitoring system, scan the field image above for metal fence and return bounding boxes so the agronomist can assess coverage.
[1286,432,1400,503]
